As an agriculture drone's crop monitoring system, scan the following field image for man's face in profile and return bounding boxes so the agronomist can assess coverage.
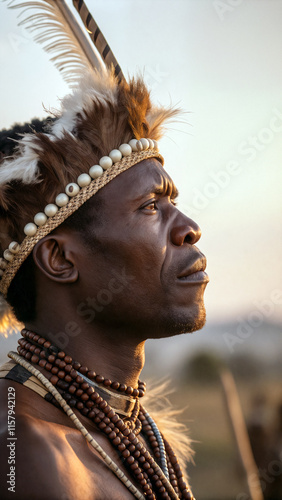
[75,158,209,341]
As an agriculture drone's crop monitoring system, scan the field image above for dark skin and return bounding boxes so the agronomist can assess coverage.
[0,158,208,499]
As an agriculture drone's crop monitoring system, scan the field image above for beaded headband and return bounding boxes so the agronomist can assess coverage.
[0,139,163,297]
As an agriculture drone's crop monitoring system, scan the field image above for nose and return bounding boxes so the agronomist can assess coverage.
[170,213,202,246]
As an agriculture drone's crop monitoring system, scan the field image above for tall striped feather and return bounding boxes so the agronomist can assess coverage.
[72,0,125,82]
[4,0,106,86]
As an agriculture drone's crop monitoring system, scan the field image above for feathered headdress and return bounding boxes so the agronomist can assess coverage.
[0,1,179,328]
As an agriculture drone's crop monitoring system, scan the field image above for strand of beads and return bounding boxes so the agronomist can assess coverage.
[17,330,194,499]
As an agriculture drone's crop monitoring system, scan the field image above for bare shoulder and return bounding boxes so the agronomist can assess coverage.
[0,379,136,499]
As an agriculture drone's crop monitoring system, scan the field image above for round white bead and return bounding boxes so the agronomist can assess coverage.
[55,193,69,207]
[24,222,37,237]
[153,140,159,151]
[109,149,122,163]
[34,212,47,226]
[3,249,14,262]
[119,144,132,157]
[147,138,154,149]
[0,269,4,277]
[129,139,138,152]
[44,204,58,217]
[65,183,80,197]
[8,241,20,254]
[0,258,8,270]
[136,140,143,152]
[99,156,113,170]
[140,138,149,150]
[89,165,103,179]
[77,173,92,187]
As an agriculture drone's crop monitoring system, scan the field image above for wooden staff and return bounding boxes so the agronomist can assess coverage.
[220,368,264,500]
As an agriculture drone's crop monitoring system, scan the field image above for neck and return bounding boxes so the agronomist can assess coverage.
[26,313,146,390]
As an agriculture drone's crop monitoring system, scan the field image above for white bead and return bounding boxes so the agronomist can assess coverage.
[99,156,113,170]
[44,204,58,217]
[65,183,80,197]
[136,140,143,152]
[109,149,122,163]
[34,212,47,226]
[0,258,8,270]
[24,222,37,237]
[140,138,149,150]
[129,139,138,152]
[77,173,92,187]
[3,249,14,262]
[8,241,20,254]
[0,269,3,277]
[147,139,154,149]
[119,144,132,157]
[89,165,103,179]
[56,193,69,207]
[153,140,159,151]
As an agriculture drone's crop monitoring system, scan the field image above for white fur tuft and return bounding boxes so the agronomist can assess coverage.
[51,68,118,138]
[0,135,41,185]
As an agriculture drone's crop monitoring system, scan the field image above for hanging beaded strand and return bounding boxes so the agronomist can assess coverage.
[16,329,194,500]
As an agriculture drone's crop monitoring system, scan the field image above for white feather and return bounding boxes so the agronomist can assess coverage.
[5,0,105,86]
[0,135,41,185]
[51,68,119,137]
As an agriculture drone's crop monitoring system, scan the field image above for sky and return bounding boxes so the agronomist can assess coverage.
[0,0,281,328]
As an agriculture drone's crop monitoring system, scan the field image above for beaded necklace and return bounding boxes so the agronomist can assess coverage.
[14,329,195,500]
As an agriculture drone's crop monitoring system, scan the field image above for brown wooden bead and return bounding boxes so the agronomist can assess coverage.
[39,359,47,368]
[104,378,111,387]
[76,375,84,384]
[122,449,130,458]
[48,354,56,363]
[57,351,65,359]
[99,422,107,430]
[50,375,59,385]
[112,437,121,446]
[81,393,89,402]
[58,371,65,379]
[64,375,72,383]
[69,385,76,394]
[79,366,88,375]
[65,364,72,373]
[64,355,72,364]
[73,361,81,370]
[69,369,77,379]
[118,443,126,452]
[51,366,59,375]
[126,456,134,465]
[29,344,36,353]
[76,389,83,397]
[43,341,51,348]
[76,402,84,410]
[38,337,45,345]
[111,381,120,390]
[87,370,96,379]
[119,383,126,392]
[88,410,95,419]
[133,388,139,398]
[95,374,104,384]
[31,355,39,364]
[45,362,52,371]
[86,401,94,409]
[25,352,32,360]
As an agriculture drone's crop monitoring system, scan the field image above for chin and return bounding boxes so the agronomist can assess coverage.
[149,302,207,339]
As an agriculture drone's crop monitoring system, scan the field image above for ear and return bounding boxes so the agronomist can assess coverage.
[32,233,79,284]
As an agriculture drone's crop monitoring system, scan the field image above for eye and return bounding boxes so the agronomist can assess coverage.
[143,200,157,211]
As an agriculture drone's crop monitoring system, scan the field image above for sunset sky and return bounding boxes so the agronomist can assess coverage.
[0,0,281,327]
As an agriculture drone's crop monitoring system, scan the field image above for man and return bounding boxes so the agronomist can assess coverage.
[0,34,208,500]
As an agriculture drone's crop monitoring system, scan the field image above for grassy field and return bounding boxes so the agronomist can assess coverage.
[167,375,282,500]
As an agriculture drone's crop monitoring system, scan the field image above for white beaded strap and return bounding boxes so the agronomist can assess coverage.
[8,351,146,500]
[0,139,162,296]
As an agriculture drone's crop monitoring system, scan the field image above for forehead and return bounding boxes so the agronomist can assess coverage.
[99,158,177,202]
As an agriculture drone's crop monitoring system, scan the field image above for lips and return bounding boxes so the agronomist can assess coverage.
[177,257,209,284]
